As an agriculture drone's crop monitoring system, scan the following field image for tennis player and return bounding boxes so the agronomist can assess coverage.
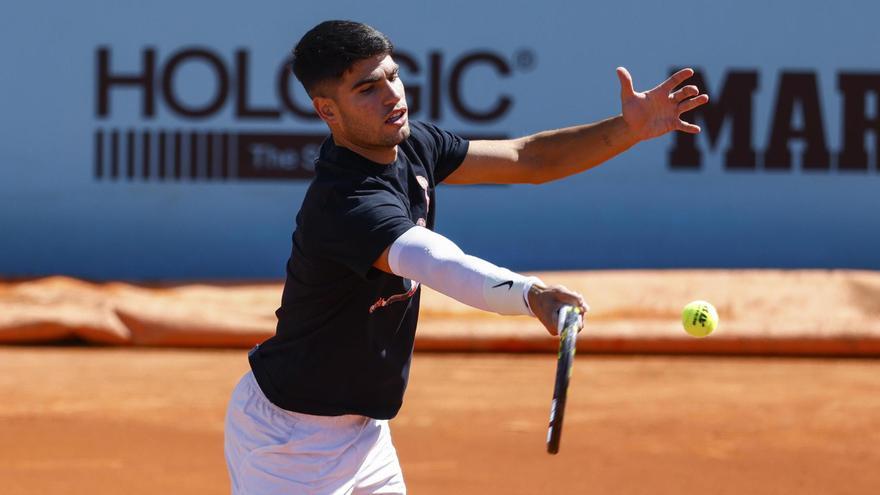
[225,20,707,494]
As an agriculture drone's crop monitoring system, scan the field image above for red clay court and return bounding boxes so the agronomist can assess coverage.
[1,348,878,494]
[1,271,879,494]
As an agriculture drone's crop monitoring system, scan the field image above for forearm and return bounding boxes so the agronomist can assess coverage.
[515,115,639,184]
[388,226,541,316]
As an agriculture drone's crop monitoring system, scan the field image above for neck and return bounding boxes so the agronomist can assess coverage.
[332,134,398,165]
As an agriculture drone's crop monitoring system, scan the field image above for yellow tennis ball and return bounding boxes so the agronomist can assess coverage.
[681,300,718,337]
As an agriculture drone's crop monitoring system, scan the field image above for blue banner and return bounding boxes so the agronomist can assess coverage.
[1,1,878,279]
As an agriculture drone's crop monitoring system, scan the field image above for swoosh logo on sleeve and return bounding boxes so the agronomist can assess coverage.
[492,280,514,290]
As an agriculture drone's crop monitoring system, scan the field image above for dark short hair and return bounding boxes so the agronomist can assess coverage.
[291,20,393,97]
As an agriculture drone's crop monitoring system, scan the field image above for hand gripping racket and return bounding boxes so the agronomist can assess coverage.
[546,305,583,455]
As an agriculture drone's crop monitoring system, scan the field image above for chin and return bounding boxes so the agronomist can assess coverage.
[383,124,410,147]
[397,123,411,142]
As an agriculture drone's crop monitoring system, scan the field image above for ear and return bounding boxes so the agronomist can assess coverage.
[313,97,337,124]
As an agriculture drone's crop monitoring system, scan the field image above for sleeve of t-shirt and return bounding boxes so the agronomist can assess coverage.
[411,121,470,183]
[314,186,415,279]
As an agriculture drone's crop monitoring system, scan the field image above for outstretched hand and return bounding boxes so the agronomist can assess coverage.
[617,67,709,142]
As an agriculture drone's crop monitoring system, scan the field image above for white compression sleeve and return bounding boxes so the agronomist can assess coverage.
[388,226,543,316]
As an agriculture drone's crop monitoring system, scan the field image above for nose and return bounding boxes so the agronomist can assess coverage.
[382,78,405,106]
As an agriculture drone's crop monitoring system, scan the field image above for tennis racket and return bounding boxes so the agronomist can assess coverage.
[546,304,583,455]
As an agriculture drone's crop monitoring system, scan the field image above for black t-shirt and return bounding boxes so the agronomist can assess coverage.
[249,121,469,419]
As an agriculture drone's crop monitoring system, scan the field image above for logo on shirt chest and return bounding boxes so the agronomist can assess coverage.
[370,175,430,313]
[369,279,420,314]
[415,175,430,227]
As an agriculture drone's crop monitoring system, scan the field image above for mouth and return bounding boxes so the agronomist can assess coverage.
[385,107,408,126]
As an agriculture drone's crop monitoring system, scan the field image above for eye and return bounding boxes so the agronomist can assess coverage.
[389,71,399,81]
[360,86,374,94]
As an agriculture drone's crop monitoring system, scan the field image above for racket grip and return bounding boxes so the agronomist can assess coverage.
[557,305,583,335]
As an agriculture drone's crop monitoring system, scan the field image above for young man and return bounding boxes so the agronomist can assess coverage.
[225,20,708,494]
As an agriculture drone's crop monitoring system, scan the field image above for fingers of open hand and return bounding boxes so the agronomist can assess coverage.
[660,67,695,93]
[670,85,699,103]
[674,92,709,134]
[616,67,635,98]
[677,119,702,133]
[677,93,709,113]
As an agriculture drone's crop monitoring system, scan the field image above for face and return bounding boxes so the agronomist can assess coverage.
[315,54,410,152]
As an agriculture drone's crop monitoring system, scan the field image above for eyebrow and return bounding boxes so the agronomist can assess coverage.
[351,65,400,91]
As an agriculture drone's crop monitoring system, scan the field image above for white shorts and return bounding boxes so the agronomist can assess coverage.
[224,371,406,495]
